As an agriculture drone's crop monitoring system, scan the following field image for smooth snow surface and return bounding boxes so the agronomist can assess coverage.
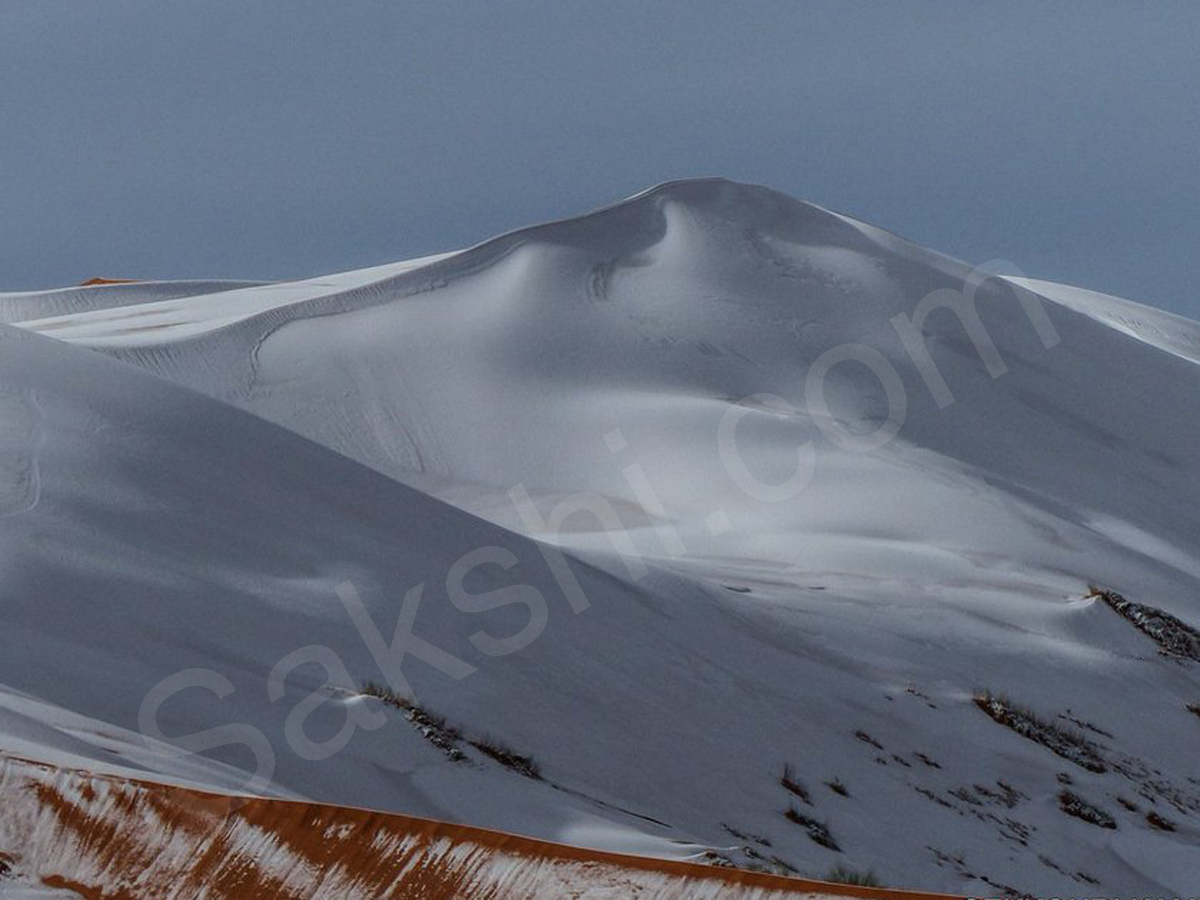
[5,179,1200,896]
[15,253,454,345]
[0,280,266,325]
[1007,275,1200,367]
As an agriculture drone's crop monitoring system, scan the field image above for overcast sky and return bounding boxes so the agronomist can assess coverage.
[3,2,1198,318]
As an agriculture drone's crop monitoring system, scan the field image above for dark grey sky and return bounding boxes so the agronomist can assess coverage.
[3,2,1198,318]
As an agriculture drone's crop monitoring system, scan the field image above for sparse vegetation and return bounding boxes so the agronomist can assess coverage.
[825,777,849,797]
[984,781,1024,808]
[974,692,1106,773]
[826,864,881,886]
[729,853,797,877]
[470,735,541,779]
[768,856,798,874]
[779,763,811,804]
[783,806,840,851]
[1058,710,1113,739]
[947,780,1025,812]
[854,730,883,750]
[699,850,736,868]
[949,787,981,807]
[913,752,941,769]
[1146,810,1176,831]
[905,685,937,709]
[360,680,465,761]
[1089,587,1200,661]
[360,679,413,710]
[734,859,771,873]
[721,823,771,847]
[361,681,547,777]
[1188,702,1200,720]
[408,707,464,759]
[915,786,952,808]
[1058,790,1116,829]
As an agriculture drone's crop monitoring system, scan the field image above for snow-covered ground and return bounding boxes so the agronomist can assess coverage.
[3,179,1200,896]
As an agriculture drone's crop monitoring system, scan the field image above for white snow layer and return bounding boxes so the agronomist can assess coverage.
[4,178,1200,896]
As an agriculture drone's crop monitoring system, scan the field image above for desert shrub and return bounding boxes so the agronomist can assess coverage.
[974,692,1106,773]
[826,864,881,886]
[784,806,840,851]
[854,730,883,749]
[1090,587,1200,661]
[360,679,412,710]
[780,763,811,803]
[1058,790,1116,829]
[470,735,541,779]
[913,752,941,769]
[359,680,464,760]
[1146,810,1176,831]
[825,777,849,797]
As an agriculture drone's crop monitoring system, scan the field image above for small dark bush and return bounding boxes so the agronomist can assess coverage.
[780,763,811,804]
[826,864,881,886]
[471,735,541,779]
[360,679,412,710]
[974,692,1106,773]
[1090,587,1200,661]
[854,730,883,750]
[784,806,840,851]
[360,680,464,760]
[721,823,771,846]
[913,752,941,769]
[825,777,849,797]
[1058,790,1116,829]
[1146,810,1176,832]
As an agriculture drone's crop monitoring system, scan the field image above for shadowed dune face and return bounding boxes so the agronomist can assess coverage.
[0,386,43,518]
[0,756,957,900]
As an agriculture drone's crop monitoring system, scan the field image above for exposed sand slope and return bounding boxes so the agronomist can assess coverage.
[0,755,960,900]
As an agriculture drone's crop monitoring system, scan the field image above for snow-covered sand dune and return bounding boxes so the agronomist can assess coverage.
[1008,275,1200,367]
[5,179,1200,896]
[22,181,1198,596]
[0,280,265,326]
